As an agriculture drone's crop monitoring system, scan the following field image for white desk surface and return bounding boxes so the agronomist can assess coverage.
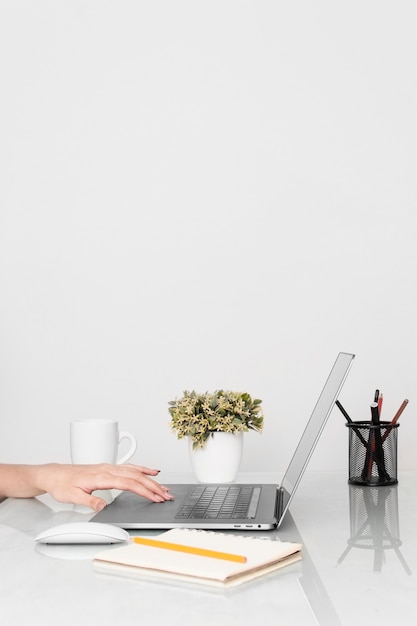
[1,470,416,626]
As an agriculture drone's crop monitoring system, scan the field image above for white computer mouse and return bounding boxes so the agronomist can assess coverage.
[34,522,130,544]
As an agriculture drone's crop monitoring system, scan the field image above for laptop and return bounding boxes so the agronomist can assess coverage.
[92,352,354,530]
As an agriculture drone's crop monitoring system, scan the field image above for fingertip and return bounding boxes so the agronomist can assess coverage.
[95,500,106,512]
[139,467,160,475]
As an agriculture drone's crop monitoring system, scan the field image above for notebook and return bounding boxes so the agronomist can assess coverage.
[92,352,354,530]
[93,528,302,589]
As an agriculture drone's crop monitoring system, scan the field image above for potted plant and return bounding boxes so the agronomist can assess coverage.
[168,390,264,482]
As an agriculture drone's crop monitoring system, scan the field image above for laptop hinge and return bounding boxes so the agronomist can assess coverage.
[275,487,284,521]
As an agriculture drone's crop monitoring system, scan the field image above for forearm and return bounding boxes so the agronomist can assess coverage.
[0,464,47,499]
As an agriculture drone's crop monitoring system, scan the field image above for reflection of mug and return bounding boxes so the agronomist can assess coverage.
[70,420,137,465]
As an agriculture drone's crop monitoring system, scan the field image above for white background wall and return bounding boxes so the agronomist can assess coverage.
[1,1,416,474]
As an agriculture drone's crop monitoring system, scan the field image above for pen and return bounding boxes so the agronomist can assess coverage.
[370,402,389,480]
[335,400,353,423]
[362,403,376,479]
[336,400,376,451]
[132,536,247,563]
[371,401,380,425]
[377,392,383,418]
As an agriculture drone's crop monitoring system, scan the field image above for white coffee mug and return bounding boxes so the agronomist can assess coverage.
[70,419,137,465]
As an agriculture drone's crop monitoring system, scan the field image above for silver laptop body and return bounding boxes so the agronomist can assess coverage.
[92,352,354,530]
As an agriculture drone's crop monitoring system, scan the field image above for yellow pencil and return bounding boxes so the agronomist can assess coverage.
[132,536,247,563]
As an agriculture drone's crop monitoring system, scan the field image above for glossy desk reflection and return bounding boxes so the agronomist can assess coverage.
[1,471,417,626]
[338,484,411,574]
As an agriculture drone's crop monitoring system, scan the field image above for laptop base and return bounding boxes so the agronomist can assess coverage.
[92,483,279,530]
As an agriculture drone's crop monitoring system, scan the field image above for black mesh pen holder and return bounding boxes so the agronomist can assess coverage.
[347,421,399,486]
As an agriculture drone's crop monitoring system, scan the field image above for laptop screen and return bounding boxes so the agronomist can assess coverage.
[279,352,354,525]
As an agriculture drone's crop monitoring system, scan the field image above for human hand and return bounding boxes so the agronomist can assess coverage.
[34,463,173,512]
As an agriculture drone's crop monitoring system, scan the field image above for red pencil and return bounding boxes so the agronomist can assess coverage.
[391,399,409,425]
[381,399,409,443]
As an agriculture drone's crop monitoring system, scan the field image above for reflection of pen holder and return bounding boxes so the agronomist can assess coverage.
[339,485,405,573]
[347,421,399,486]
[349,485,400,550]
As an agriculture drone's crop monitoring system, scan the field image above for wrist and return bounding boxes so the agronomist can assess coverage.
[32,463,57,495]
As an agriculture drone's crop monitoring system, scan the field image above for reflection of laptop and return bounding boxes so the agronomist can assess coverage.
[92,352,354,530]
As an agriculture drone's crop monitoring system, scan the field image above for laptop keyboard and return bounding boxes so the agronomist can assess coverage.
[175,485,261,520]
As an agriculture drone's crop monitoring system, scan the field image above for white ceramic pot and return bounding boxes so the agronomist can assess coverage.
[188,431,244,483]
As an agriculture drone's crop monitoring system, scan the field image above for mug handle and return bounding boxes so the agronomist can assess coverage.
[117,431,137,465]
